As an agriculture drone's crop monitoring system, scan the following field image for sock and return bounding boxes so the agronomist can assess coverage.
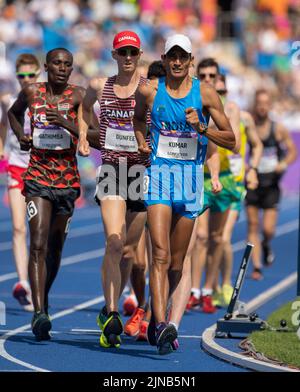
[202,288,213,297]
[191,288,201,299]
[169,321,178,331]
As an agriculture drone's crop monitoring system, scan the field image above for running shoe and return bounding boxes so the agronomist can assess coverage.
[99,311,123,348]
[135,319,149,342]
[201,295,217,314]
[122,294,138,316]
[96,306,108,332]
[212,289,223,308]
[251,268,263,281]
[156,323,178,355]
[262,242,275,267]
[31,311,52,341]
[186,293,200,310]
[171,338,179,351]
[221,284,234,307]
[12,281,32,308]
[124,307,145,337]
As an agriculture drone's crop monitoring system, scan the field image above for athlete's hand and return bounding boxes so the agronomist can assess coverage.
[275,161,288,174]
[46,108,65,127]
[138,142,151,156]
[246,168,259,190]
[78,136,90,157]
[185,107,207,133]
[211,177,222,193]
[19,135,32,151]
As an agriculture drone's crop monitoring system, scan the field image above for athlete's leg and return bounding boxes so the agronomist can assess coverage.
[8,188,28,282]
[220,209,239,286]
[129,226,147,307]
[119,210,147,302]
[246,205,261,270]
[27,196,53,312]
[203,209,230,290]
[190,210,209,297]
[261,207,277,265]
[100,198,127,313]
[147,204,172,324]
[44,213,72,313]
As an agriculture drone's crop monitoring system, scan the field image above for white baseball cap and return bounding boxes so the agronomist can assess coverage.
[164,34,192,55]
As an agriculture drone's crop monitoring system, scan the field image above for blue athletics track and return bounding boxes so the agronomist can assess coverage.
[0,183,299,373]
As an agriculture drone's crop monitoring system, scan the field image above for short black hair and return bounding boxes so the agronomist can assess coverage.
[46,48,73,64]
[147,61,166,79]
[196,58,219,76]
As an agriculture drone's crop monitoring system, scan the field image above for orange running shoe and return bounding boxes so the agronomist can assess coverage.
[135,319,149,341]
[122,294,138,316]
[124,307,145,337]
[201,295,217,314]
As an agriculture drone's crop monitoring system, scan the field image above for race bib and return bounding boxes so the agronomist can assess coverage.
[33,125,71,150]
[228,154,243,177]
[157,130,198,160]
[258,148,278,173]
[104,122,138,152]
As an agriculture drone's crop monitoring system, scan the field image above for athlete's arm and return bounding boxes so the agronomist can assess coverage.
[133,81,156,154]
[206,141,222,193]
[200,83,236,151]
[78,78,105,156]
[242,111,262,190]
[0,98,8,159]
[8,85,33,150]
[275,123,297,173]
[224,101,241,153]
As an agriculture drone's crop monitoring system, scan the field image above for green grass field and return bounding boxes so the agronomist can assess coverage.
[250,299,300,369]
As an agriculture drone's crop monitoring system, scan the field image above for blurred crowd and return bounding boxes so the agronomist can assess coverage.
[0,0,299,127]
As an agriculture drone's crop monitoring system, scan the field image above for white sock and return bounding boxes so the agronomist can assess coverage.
[191,288,201,299]
[202,288,213,297]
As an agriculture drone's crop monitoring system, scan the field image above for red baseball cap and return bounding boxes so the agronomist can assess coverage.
[113,31,141,50]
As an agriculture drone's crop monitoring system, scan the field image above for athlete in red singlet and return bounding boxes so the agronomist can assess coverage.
[8,48,85,341]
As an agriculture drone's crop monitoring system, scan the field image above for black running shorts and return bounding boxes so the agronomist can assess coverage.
[24,180,80,216]
[245,184,280,210]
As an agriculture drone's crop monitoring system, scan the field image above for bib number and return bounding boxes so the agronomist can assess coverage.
[33,127,71,150]
[228,154,243,177]
[104,126,138,152]
[157,132,198,160]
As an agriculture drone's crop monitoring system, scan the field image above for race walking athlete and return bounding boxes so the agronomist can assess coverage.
[133,34,236,354]
[0,54,41,311]
[78,31,150,348]
[246,89,297,280]
[8,48,84,340]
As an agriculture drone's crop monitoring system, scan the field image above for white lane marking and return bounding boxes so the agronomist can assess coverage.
[202,272,299,373]
[0,248,105,283]
[0,295,106,372]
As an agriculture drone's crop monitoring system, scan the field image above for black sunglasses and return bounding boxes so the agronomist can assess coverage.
[17,72,37,79]
[166,52,190,61]
[216,89,228,96]
[199,73,217,80]
[116,48,140,57]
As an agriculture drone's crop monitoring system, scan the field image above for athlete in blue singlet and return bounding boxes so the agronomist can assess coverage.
[133,34,236,355]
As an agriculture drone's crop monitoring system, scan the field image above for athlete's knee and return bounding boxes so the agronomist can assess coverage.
[210,231,224,247]
[152,246,169,267]
[13,223,27,238]
[195,229,208,248]
[122,244,135,262]
[106,234,125,258]
[262,227,275,239]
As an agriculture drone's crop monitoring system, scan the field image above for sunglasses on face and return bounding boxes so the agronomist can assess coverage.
[166,52,190,61]
[199,73,217,80]
[17,72,37,79]
[116,48,140,57]
[216,89,228,96]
